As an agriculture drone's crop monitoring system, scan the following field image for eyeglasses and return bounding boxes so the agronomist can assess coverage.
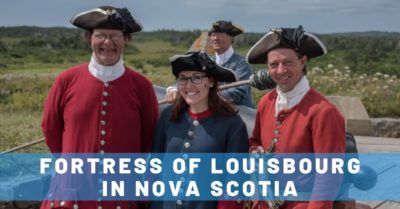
[176,75,209,86]
[267,60,296,70]
[93,33,124,41]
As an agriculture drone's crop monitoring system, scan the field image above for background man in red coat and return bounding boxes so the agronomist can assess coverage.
[41,6,159,209]
[246,26,346,209]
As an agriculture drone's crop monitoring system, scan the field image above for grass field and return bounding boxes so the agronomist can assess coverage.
[0,39,399,153]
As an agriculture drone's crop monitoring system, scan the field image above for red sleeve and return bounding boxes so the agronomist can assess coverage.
[140,81,159,153]
[249,96,266,152]
[311,105,346,153]
[308,105,346,209]
[41,75,65,153]
[217,200,243,209]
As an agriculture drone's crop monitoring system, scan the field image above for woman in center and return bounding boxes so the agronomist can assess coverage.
[152,51,249,209]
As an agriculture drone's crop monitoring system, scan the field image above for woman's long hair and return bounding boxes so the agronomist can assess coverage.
[170,77,238,122]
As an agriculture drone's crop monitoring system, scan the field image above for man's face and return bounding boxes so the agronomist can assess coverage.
[210,32,233,54]
[267,48,307,92]
[90,29,128,66]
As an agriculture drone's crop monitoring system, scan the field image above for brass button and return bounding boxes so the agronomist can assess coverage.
[100,120,106,126]
[60,201,65,206]
[193,120,199,126]
[101,130,106,136]
[116,206,121,209]
[98,206,103,209]
[101,110,107,116]
[104,82,109,87]
[274,129,280,135]
[276,120,282,126]
[188,131,194,137]
[102,101,108,106]
[73,204,79,209]
[103,92,109,97]
[177,200,183,205]
[100,140,105,146]
[100,150,105,154]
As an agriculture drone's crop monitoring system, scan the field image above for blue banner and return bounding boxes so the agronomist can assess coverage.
[0,153,399,201]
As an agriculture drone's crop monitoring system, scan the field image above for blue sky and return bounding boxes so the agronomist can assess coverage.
[1,0,399,34]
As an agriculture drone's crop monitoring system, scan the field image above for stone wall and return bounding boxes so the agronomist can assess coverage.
[371,118,400,138]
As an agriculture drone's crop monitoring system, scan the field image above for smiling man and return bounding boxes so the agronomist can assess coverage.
[165,20,254,107]
[246,26,346,209]
[41,6,159,209]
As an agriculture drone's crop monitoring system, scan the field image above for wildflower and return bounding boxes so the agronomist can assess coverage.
[372,77,379,82]
[383,74,390,79]
[333,69,342,76]
[311,67,321,74]
[327,64,334,69]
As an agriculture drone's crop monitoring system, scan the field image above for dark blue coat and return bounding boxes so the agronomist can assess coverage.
[151,105,249,209]
[218,53,254,108]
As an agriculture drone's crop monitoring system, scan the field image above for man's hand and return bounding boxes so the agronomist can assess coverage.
[165,88,178,103]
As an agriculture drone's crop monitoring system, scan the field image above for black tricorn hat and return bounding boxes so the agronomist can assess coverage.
[246,25,327,64]
[208,20,244,37]
[170,52,238,83]
[70,6,142,33]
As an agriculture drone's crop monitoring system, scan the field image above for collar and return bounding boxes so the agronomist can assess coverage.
[275,75,310,117]
[88,54,125,82]
[187,109,212,120]
[215,46,234,65]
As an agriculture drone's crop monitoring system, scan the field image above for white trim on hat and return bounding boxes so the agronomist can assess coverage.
[70,8,111,24]
[246,30,328,63]
[169,53,192,62]
[304,32,328,55]
[245,31,274,63]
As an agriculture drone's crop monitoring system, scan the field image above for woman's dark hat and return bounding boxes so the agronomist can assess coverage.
[170,52,238,83]
[246,25,327,64]
[208,20,244,37]
[70,6,142,33]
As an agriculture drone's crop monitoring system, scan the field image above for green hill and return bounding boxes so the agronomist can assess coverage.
[1,26,399,76]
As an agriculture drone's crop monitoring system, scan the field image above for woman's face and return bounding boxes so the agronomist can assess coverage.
[90,29,128,66]
[177,71,214,112]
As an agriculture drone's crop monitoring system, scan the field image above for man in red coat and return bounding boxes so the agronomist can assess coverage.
[246,26,346,209]
[41,6,159,209]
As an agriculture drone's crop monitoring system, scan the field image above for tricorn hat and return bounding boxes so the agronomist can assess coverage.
[170,52,238,83]
[246,25,327,64]
[208,20,244,37]
[70,6,142,33]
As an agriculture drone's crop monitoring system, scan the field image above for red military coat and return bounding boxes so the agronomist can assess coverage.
[249,88,346,209]
[41,64,159,209]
